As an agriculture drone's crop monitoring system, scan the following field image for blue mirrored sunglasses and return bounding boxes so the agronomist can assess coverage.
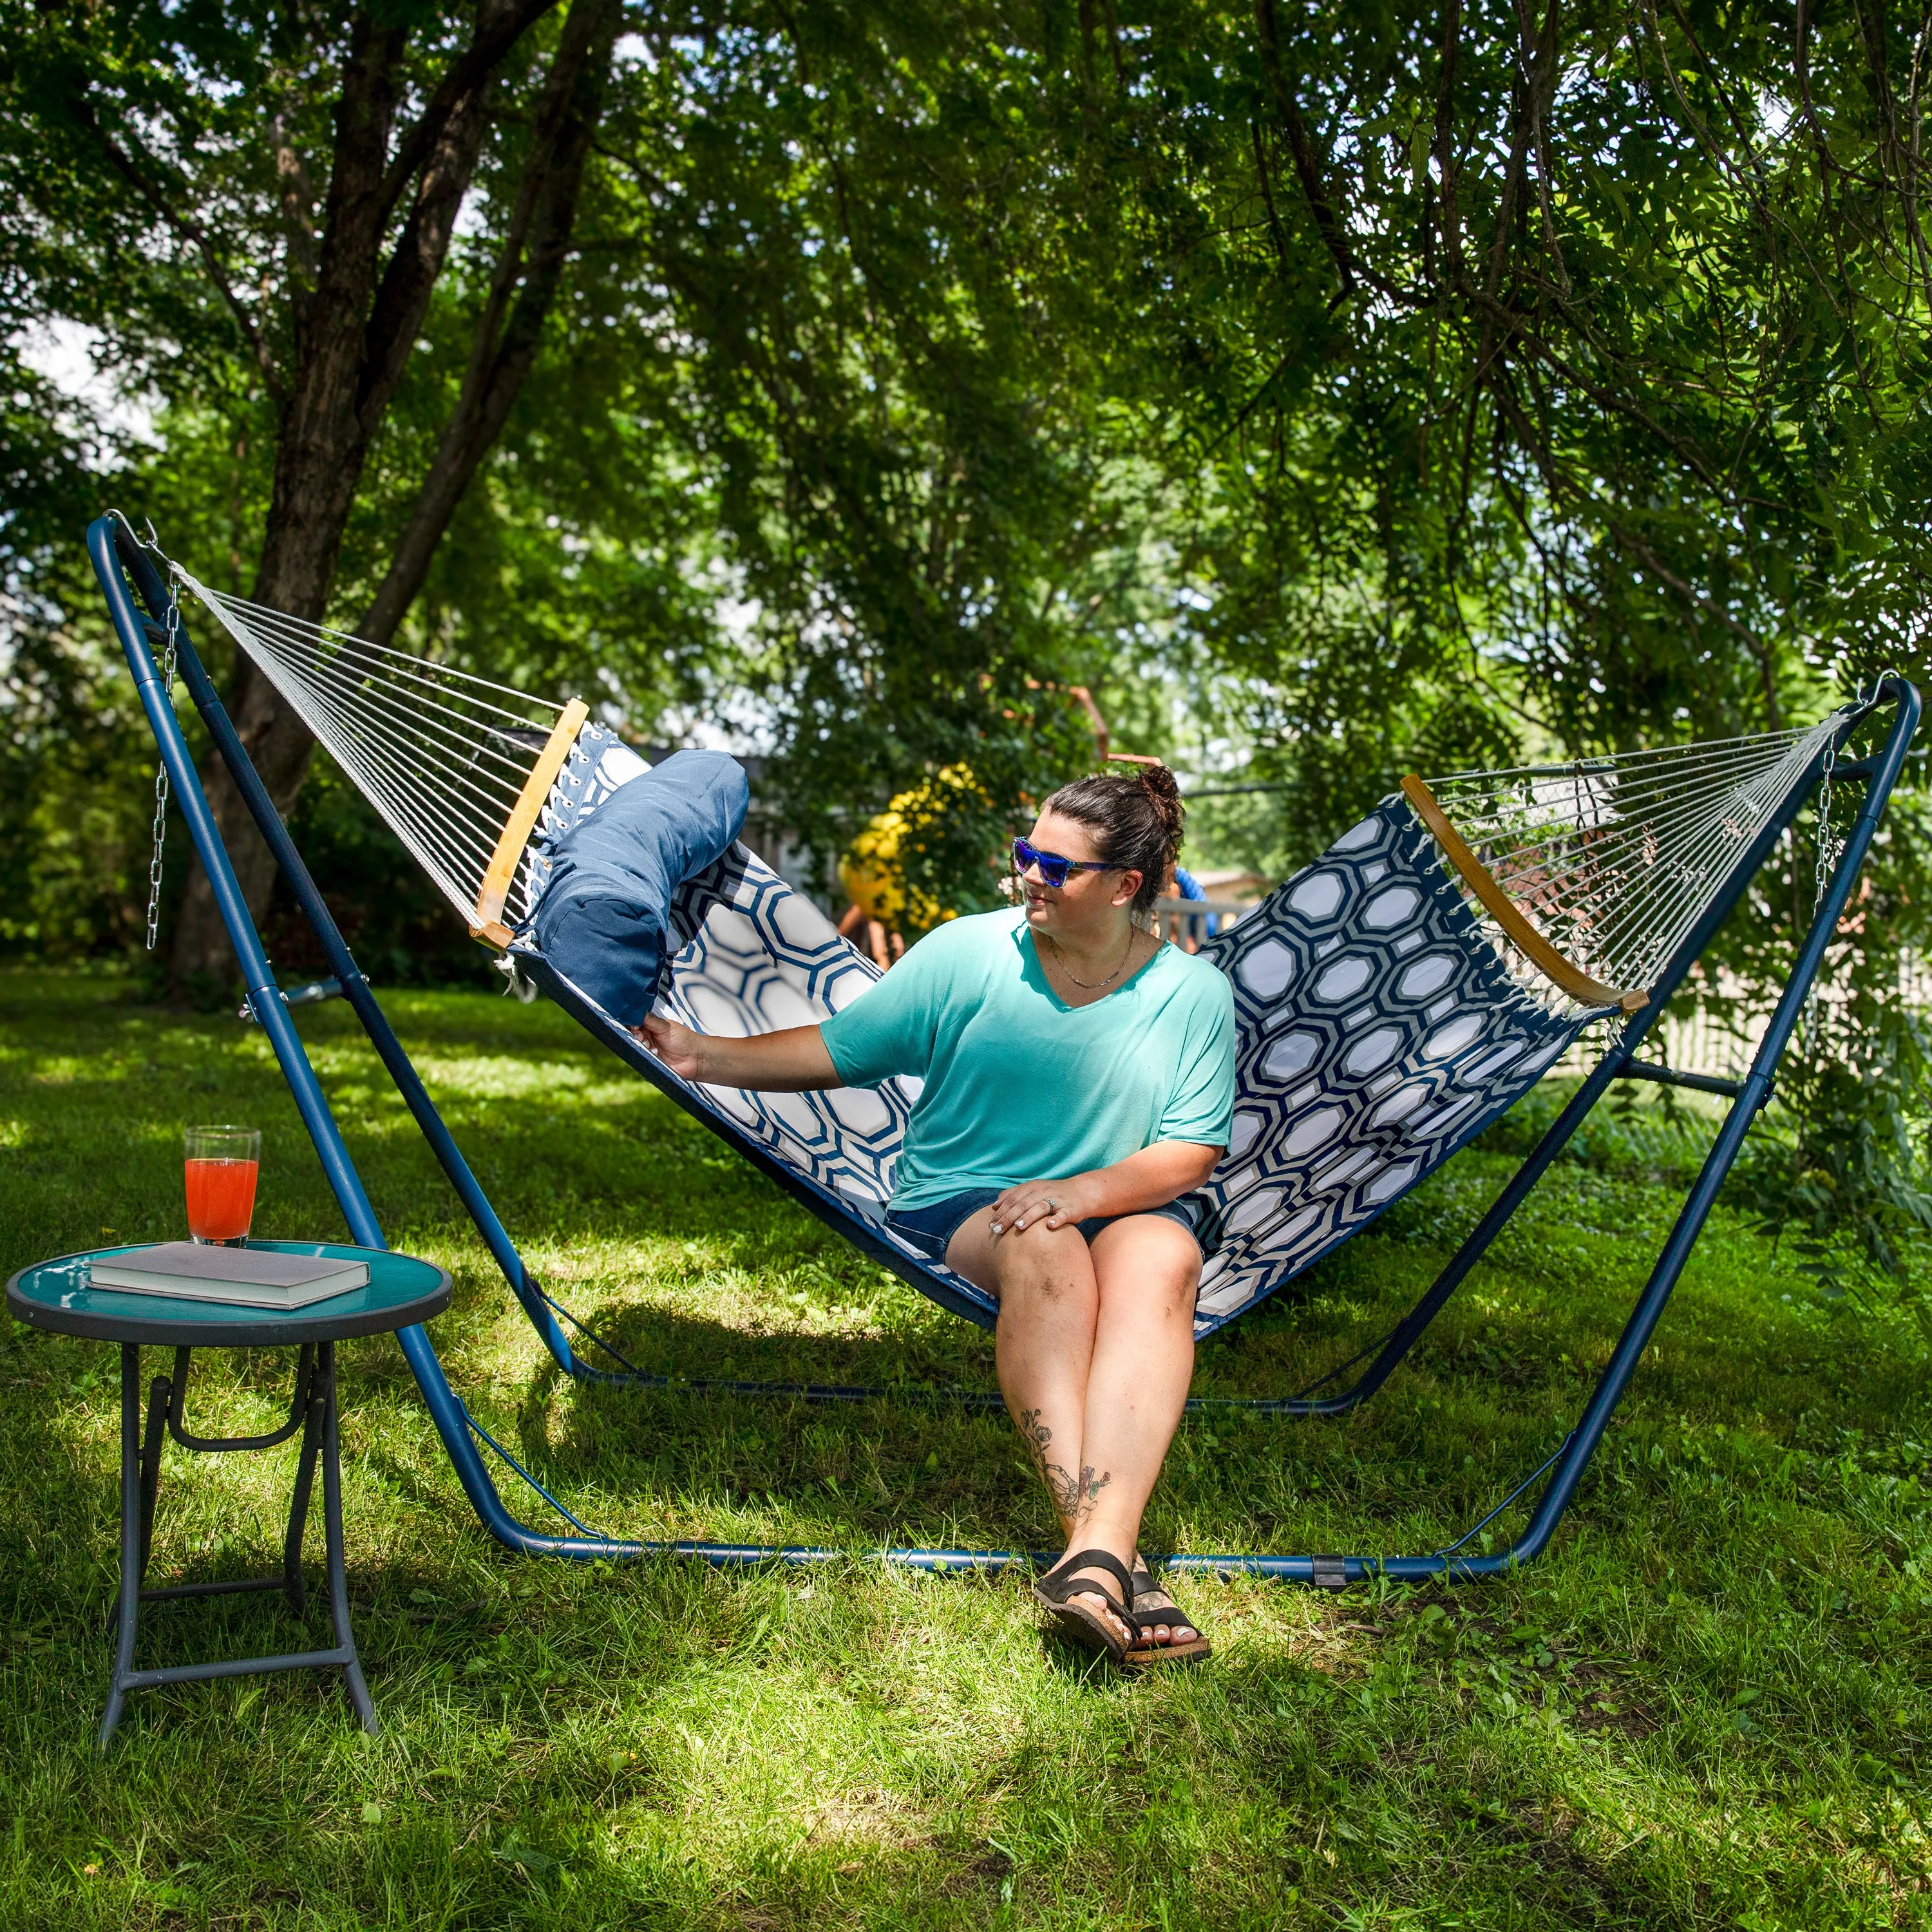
[1011,836,1122,891]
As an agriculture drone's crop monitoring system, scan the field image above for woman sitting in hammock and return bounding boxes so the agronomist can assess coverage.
[639,766,1235,1668]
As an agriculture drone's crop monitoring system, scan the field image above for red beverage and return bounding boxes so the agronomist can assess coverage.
[183,1126,261,1244]
[185,1158,259,1243]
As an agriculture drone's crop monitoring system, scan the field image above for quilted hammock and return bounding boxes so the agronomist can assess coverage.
[515,724,1596,1339]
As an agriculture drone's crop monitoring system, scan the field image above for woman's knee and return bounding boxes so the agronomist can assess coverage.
[992,1222,1096,1300]
[1091,1220,1202,1315]
[951,1209,1095,1302]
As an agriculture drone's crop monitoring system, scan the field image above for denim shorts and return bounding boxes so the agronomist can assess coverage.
[884,1186,1202,1267]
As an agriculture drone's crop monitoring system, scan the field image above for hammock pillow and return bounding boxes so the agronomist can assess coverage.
[531,750,749,1025]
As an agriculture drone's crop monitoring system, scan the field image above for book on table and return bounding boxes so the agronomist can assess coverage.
[88,1242,370,1309]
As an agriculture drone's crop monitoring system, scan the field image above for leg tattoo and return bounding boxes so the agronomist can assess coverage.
[1016,1410,1109,1525]
[1041,1463,1084,1520]
[1038,1461,1111,1524]
[1074,1465,1111,1517]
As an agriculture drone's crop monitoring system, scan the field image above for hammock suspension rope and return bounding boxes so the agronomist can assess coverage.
[182,567,1841,1027]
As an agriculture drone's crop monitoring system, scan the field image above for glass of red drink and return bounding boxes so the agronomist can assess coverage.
[184,1125,260,1244]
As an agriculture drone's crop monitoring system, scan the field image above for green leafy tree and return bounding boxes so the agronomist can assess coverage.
[2,0,627,980]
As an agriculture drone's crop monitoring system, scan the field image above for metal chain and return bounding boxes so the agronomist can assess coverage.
[143,588,182,952]
[1798,737,1843,1062]
[1812,738,1841,918]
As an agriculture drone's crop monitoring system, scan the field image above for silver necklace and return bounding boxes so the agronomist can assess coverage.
[1046,927,1137,990]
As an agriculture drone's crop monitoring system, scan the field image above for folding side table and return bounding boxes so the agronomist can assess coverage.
[6,1241,450,1747]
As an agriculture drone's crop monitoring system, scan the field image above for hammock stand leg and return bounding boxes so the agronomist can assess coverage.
[94,517,1918,1587]
[1166,675,1922,1582]
[90,516,1045,1575]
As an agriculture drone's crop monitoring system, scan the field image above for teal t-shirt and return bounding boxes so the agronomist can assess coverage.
[820,908,1236,1211]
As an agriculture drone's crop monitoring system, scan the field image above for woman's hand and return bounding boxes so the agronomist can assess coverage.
[630,1018,840,1093]
[990,1175,1100,1237]
[634,1014,705,1081]
[989,1141,1224,1238]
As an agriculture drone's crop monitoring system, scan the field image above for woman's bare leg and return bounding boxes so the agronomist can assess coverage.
[946,1211,1103,1540]
[947,1211,1201,1649]
[1079,1217,1200,1645]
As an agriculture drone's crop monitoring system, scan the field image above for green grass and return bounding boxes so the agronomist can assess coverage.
[3,965,1930,1929]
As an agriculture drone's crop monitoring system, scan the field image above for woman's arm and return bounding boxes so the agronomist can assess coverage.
[989,1141,1224,1238]
[635,1015,839,1091]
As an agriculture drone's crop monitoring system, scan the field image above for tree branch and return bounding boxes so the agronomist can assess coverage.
[377,0,562,218]
[1434,0,1465,283]
[361,0,622,646]
[68,97,283,401]
[1253,0,1356,299]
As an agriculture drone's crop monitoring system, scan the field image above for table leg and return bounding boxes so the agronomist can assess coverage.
[283,1352,321,1616]
[108,1353,173,1628]
[99,1343,144,1750]
[135,1356,174,1583]
[95,1340,379,1745]
[318,1343,377,1736]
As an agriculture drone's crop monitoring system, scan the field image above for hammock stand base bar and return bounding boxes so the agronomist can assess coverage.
[89,515,1922,1587]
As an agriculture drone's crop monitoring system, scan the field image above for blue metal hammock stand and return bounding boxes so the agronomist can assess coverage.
[88,512,1922,1588]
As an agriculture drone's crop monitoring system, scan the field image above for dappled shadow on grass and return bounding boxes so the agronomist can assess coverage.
[448,1296,1652,1566]
[12,976,1932,1926]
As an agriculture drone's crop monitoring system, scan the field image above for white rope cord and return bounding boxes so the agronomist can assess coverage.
[230,618,551,771]
[1582,745,1823,956]
[1446,772,1790,990]
[178,575,579,927]
[1501,736,1821,959]
[186,582,562,773]
[307,705,506,876]
[1435,732,1819,873]
[1480,787,1763,938]
[225,636,521,847]
[1427,721,1819,788]
[1422,714,1841,1007]
[1475,751,1805,877]
[243,645,532,824]
[171,566,1844,998]
[193,582,562,712]
[1434,766,1791,989]
[1449,736,1817,864]
[211,598,549,782]
[264,689,504,915]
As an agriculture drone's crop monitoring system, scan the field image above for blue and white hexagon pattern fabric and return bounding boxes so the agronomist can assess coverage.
[1179,800,1596,1330]
[656,847,1001,1318]
[526,734,1607,1338]
[658,848,913,1213]
[518,722,992,1303]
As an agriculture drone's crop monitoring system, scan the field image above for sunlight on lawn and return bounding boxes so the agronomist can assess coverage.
[2,969,1929,1928]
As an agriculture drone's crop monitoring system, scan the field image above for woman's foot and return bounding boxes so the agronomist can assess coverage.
[1033,1549,1138,1661]
[1127,1554,1211,1666]
[1128,1553,1197,1647]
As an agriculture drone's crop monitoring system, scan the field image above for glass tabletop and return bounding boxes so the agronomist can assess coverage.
[6,1240,451,1347]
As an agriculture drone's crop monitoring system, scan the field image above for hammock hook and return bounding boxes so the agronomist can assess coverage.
[103,506,174,566]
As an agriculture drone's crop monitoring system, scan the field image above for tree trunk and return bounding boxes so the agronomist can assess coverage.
[361,0,621,646]
[169,0,575,985]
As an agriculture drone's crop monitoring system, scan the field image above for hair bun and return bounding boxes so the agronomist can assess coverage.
[1135,761,1184,835]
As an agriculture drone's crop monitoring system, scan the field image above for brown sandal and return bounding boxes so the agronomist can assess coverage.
[1126,1556,1213,1668]
[1034,1549,1137,1665]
